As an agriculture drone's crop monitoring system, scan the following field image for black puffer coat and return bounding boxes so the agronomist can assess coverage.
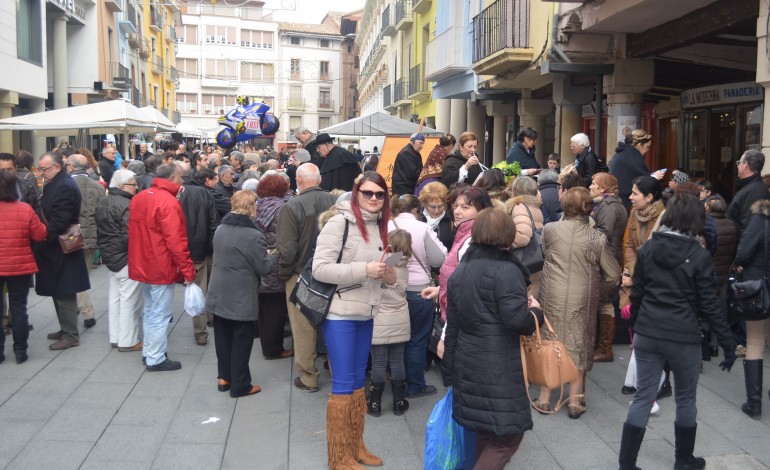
[95,187,132,272]
[710,213,737,289]
[609,142,651,210]
[180,181,219,263]
[735,200,770,281]
[442,244,540,436]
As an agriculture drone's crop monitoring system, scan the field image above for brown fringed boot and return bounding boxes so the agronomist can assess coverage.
[351,387,383,467]
[327,394,364,470]
[593,314,616,362]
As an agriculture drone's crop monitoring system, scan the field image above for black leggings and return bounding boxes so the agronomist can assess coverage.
[370,342,406,384]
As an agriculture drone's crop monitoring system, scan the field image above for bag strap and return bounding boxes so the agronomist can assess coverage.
[522,204,537,232]
[764,219,768,281]
[336,220,350,264]
[520,311,583,413]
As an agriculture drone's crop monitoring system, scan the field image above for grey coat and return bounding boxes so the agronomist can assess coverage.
[206,213,274,322]
[71,172,105,249]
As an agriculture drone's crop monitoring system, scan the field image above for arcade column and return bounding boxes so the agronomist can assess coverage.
[0,92,19,154]
[518,96,553,166]
[553,75,593,160]
[603,59,653,158]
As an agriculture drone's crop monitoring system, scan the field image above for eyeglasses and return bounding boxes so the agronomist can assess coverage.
[38,165,57,172]
[426,204,444,211]
[737,160,745,167]
[360,190,386,200]
[123,183,137,187]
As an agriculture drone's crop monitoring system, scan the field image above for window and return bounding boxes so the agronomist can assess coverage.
[205,25,236,45]
[201,94,233,114]
[175,58,198,78]
[176,93,198,113]
[320,39,330,48]
[289,86,303,108]
[240,62,274,83]
[319,61,330,80]
[240,29,273,49]
[289,116,302,131]
[17,0,42,63]
[177,25,198,44]
[319,117,331,129]
[319,89,331,108]
[347,45,352,53]
[290,36,301,45]
[290,59,300,79]
[206,59,237,80]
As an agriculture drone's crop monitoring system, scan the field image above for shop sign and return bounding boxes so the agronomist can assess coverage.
[681,82,763,109]
[48,0,87,23]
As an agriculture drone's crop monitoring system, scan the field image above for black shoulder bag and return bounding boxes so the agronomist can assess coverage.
[289,220,349,328]
[512,205,544,273]
[728,219,770,321]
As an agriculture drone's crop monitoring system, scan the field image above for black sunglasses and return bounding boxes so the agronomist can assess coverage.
[360,190,386,200]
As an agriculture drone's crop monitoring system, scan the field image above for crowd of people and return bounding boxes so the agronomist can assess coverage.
[0,125,769,470]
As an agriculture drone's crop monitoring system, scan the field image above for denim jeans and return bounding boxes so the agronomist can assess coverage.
[141,283,175,366]
[626,333,700,428]
[404,291,434,395]
[0,275,31,354]
[321,319,373,394]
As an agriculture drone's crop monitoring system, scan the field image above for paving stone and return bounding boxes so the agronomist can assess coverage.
[37,407,117,442]
[84,424,166,465]
[7,439,94,470]
[152,442,224,470]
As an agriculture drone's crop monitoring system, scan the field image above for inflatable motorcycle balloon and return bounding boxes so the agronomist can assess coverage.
[215,97,280,149]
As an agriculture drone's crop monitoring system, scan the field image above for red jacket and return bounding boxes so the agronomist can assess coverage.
[0,201,47,276]
[128,178,196,284]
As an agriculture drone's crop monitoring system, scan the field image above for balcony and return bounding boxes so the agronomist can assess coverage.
[126,2,137,30]
[318,99,334,111]
[412,0,431,14]
[132,87,148,108]
[128,32,141,49]
[110,62,131,90]
[104,0,122,13]
[472,0,532,76]
[287,98,305,110]
[139,39,150,58]
[165,25,176,43]
[165,66,179,84]
[383,84,392,108]
[381,5,395,37]
[408,64,429,101]
[425,25,472,82]
[393,77,410,107]
[394,0,413,31]
[150,7,163,32]
[152,54,164,75]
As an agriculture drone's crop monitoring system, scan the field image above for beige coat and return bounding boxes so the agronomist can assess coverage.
[506,195,545,296]
[312,201,386,318]
[538,216,620,371]
[372,262,411,345]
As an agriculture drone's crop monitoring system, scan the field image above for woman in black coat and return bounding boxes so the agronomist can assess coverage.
[442,208,542,469]
[619,194,736,470]
[733,199,770,419]
[441,131,482,188]
[207,190,274,398]
[33,152,91,350]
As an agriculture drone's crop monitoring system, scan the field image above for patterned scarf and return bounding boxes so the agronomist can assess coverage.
[417,145,449,184]
[255,196,287,231]
[635,199,664,224]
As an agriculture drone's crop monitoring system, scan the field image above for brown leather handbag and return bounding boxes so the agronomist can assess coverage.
[58,224,84,254]
[521,311,580,412]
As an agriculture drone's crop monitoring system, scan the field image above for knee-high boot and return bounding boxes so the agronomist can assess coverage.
[593,314,616,362]
[327,394,364,470]
[618,422,645,470]
[351,387,383,467]
[741,359,763,419]
[673,423,706,470]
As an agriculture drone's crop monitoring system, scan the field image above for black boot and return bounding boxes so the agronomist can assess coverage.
[741,359,763,420]
[391,379,410,416]
[673,423,706,470]
[367,382,385,417]
[618,422,645,470]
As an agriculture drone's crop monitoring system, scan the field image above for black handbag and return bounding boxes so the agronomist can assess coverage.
[728,219,770,322]
[289,220,349,328]
[512,204,544,273]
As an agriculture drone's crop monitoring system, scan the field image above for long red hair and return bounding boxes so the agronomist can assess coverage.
[350,171,390,246]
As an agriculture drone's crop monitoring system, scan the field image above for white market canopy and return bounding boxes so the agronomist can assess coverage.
[0,99,175,137]
[175,121,205,137]
[320,111,443,137]
[139,106,177,132]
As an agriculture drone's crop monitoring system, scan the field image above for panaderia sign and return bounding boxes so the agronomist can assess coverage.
[681,82,763,109]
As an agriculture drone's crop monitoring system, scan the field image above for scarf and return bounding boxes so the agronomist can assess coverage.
[635,199,664,224]
[591,193,609,214]
[659,226,706,248]
[438,219,474,321]
[417,145,449,184]
[255,196,287,231]
[423,209,445,231]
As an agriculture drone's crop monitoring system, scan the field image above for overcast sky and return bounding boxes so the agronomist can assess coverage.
[263,0,366,23]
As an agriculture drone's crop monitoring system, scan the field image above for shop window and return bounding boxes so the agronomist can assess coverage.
[17,0,42,64]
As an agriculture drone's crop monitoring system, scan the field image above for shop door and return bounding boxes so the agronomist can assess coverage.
[582,116,608,159]
[709,108,736,198]
[657,117,678,179]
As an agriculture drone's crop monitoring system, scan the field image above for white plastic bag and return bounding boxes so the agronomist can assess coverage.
[184,283,206,317]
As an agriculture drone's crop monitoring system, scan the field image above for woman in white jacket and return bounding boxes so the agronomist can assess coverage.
[388,194,447,398]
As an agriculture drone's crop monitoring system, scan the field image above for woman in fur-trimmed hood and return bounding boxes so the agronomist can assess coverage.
[505,176,545,297]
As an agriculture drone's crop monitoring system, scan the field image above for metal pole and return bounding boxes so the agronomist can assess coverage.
[595,74,603,157]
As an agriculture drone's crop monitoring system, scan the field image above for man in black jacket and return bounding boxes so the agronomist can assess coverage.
[136,155,161,190]
[215,165,236,199]
[392,133,425,195]
[196,167,231,220]
[99,147,117,185]
[178,162,219,344]
[316,133,362,192]
[728,149,770,238]
[294,126,323,169]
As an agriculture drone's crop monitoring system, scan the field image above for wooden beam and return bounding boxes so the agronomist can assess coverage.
[627,0,758,58]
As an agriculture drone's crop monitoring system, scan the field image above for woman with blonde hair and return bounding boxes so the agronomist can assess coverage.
[207,190,274,397]
[535,187,620,418]
[609,130,665,211]
[418,182,453,250]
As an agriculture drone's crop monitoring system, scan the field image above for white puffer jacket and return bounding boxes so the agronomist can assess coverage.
[372,261,410,345]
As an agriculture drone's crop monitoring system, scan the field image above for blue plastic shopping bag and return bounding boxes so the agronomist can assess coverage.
[424,388,465,470]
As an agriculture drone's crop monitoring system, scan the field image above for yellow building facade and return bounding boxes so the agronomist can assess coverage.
[141,0,179,121]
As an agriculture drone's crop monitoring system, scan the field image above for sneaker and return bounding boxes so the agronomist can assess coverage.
[293,376,319,393]
[83,318,96,328]
[736,345,747,357]
[621,386,637,395]
[146,359,182,371]
[650,401,660,416]
[406,385,437,399]
[657,381,672,400]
